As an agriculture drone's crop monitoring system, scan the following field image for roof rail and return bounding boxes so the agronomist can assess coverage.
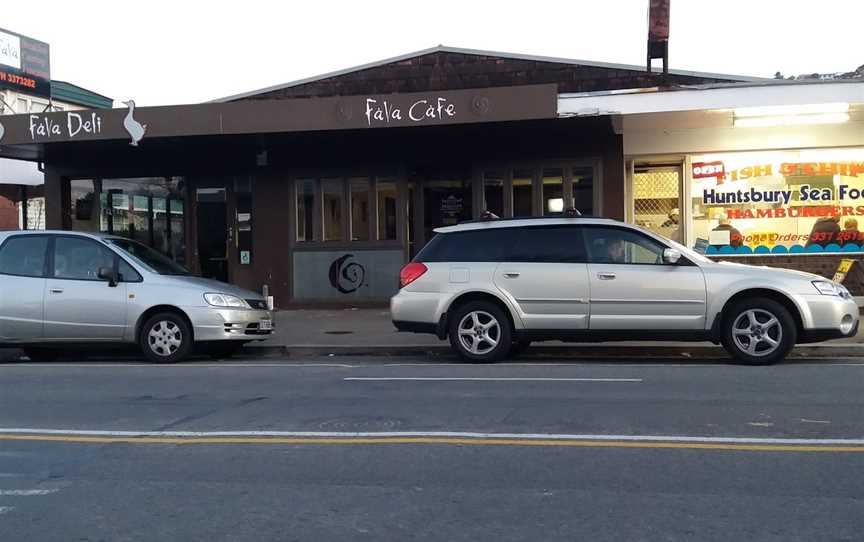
[459,213,607,225]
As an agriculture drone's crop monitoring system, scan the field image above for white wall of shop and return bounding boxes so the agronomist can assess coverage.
[622,110,864,156]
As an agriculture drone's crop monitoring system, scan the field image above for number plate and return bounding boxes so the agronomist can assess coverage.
[260,320,273,331]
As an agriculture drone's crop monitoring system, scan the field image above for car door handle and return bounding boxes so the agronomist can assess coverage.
[502,272,521,278]
[50,288,64,294]
[596,272,616,280]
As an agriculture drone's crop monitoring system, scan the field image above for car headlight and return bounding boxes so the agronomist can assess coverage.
[204,293,251,309]
[812,280,842,296]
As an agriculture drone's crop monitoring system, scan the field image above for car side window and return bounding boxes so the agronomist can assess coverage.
[53,237,116,281]
[508,226,586,263]
[585,226,666,265]
[0,236,49,277]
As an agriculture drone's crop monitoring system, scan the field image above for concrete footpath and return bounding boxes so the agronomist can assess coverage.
[249,307,864,359]
[2,308,862,362]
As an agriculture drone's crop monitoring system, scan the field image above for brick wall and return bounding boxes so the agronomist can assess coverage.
[0,186,20,231]
[236,51,739,101]
[709,255,864,296]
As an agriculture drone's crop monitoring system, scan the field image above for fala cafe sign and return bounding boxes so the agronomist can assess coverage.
[364,96,457,126]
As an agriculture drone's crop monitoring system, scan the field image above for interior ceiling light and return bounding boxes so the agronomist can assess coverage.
[734,113,850,128]
[733,102,849,117]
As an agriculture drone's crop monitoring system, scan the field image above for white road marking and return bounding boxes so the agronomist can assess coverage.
[0,507,14,515]
[343,377,643,382]
[0,489,58,496]
[2,428,864,446]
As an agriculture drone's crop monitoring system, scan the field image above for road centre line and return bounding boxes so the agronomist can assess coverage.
[343,377,642,382]
[1,429,864,452]
[0,489,58,496]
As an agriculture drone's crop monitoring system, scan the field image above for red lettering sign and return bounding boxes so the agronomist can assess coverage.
[692,161,725,180]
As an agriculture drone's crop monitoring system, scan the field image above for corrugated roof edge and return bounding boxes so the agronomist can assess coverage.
[211,45,769,103]
[558,77,864,99]
[50,80,113,109]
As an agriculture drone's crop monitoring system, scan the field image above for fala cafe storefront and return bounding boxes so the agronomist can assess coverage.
[0,79,621,307]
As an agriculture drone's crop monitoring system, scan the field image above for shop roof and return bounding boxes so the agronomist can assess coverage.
[213,45,768,102]
[50,80,113,109]
[557,78,864,117]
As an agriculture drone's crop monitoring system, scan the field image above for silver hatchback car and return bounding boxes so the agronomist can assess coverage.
[392,216,859,364]
[0,231,273,363]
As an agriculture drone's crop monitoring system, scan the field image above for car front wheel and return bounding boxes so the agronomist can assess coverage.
[721,298,796,365]
[448,301,512,363]
[140,312,193,364]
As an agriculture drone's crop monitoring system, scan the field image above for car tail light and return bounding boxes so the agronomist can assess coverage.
[399,262,428,288]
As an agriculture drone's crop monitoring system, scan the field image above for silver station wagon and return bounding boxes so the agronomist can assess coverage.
[392,215,859,364]
[0,231,273,363]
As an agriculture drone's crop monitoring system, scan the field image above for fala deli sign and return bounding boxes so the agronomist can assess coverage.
[28,111,104,139]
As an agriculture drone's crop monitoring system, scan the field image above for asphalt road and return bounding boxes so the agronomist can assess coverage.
[1,356,863,541]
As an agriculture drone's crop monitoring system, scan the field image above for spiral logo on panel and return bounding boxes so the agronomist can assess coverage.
[329,254,366,294]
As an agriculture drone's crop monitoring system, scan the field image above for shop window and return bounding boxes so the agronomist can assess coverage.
[23,187,45,230]
[634,167,681,242]
[169,199,185,264]
[483,171,505,216]
[513,170,533,217]
[423,177,472,242]
[69,179,98,232]
[377,178,398,240]
[543,168,564,216]
[322,179,343,241]
[349,177,370,241]
[572,166,595,216]
[690,148,864,255]
[296,179,314,242]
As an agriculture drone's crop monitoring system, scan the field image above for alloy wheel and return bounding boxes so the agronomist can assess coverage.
[457,311,501,355]
[731,309,783,357]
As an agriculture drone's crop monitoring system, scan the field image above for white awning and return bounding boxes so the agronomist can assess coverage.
[558,80,864,117]
[0,158,43,186]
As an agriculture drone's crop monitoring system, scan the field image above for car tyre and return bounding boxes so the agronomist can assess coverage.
[448,301,512,363]
[22,348,60,362]
[140,312,193,364]
[721,297,796,365]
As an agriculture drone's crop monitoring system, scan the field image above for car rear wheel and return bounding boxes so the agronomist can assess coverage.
[448,301,512,363]
[140,312,193,364]
[721,298,796,365]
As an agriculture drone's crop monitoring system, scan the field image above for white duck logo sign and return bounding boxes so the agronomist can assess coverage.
[122,100,147,146]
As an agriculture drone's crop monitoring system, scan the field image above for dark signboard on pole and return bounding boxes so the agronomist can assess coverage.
[0,27,51,99]
[647,0,670,74]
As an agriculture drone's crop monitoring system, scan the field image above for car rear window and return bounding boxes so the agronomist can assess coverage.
[414,229,516,262]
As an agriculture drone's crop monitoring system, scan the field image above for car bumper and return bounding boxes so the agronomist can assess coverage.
[184,307,274,342]
[797,294,859,343]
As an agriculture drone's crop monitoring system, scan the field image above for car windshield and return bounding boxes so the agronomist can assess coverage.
[106,238,191,276]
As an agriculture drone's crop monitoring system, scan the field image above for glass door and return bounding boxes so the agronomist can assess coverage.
[196,187,229,282]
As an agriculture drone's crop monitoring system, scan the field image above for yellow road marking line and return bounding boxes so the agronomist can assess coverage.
[1,433,863,452]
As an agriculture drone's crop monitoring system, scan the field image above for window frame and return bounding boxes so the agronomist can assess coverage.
[505,225,588,264]
[0,234,51,278]
[49,235,143,283]
[580,225,694,266]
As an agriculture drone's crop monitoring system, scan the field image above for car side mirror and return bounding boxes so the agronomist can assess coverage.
[97,266,118,287]
[663,248,682,265]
